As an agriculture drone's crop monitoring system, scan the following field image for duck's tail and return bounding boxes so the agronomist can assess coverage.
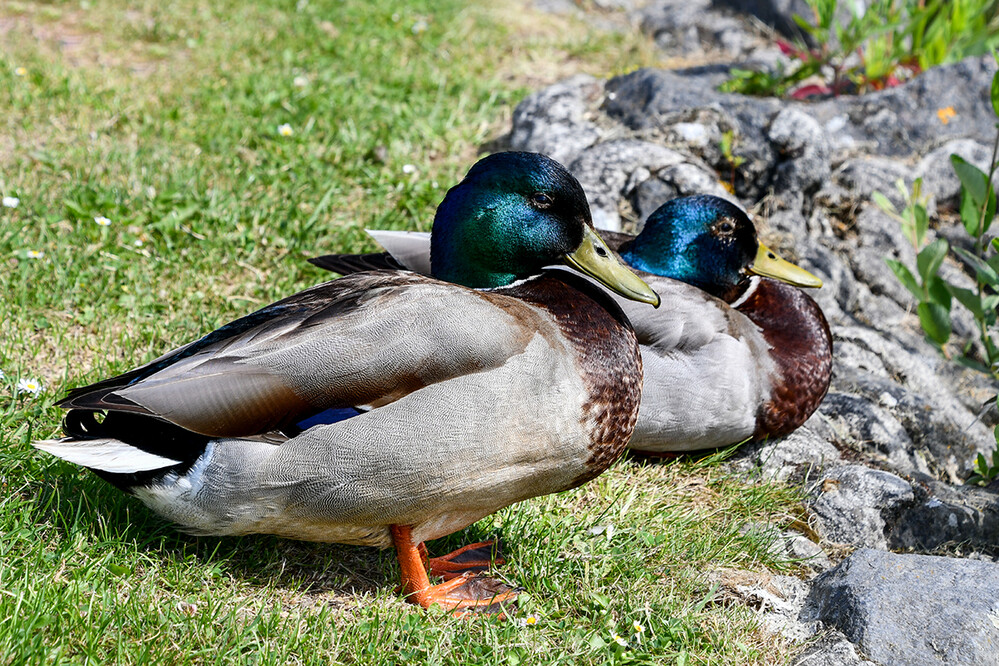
[32,437,181,474]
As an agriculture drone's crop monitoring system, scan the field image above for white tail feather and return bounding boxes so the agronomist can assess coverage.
[33,438,182,473]
[366,229,432,275]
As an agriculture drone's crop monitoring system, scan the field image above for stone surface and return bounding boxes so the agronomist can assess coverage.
[506,74,604,167]
[792,630,878,666]
[729,419,842,483]
[800,548,999,666]
[808,465,914,549]
[889,475,999,554]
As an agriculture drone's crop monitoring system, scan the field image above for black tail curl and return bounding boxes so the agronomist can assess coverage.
[307,252,404,275]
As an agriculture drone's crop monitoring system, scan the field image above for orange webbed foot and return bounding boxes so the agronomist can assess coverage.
[393,525,516,616]
[411,573,517,615]
[424,540,505,579]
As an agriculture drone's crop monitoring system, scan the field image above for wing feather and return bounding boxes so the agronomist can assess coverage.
[60,272,541,438]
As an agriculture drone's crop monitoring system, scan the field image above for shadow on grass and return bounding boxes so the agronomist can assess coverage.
[26,464,400,598]
[27,460,515,602]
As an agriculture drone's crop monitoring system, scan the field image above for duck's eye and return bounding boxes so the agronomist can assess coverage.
[718,220,735,234]
[595,245,608,258]
[531,192,553,209]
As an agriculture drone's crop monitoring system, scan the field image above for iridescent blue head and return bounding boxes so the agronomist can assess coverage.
[620,195,821,301]
[430,152,660,306]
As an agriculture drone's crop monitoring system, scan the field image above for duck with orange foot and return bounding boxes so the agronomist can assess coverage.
[34,152,660,614]
[309,194,831,455]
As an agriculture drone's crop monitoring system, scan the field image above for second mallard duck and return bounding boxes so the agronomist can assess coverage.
[309,194,832,454]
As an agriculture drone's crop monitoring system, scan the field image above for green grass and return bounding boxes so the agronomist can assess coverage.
[1,1,805,663]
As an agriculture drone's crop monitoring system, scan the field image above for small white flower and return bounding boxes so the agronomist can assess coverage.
[15,67,26,77]
[632,621,645,635]
[26,249,44,259]
[293,75,309,88]
[0,369,5,380]
[2,196,19,208]
[411,19,428,34]
[402,163,418,175]
[516,613,540,627]
[278,123,293,137]
[16,378,43,395]
[133,239,144,247]
[94,215,111,227]
[611,633,629,647]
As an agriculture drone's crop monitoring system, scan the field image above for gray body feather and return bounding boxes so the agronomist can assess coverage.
[37,271,601,547]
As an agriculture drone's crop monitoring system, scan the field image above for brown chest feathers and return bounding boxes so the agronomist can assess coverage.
[507,272,643,487]
[739,279,833,439]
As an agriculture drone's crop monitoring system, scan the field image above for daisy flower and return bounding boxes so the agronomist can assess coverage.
[15,67,26,77]
[26,249,44,259]
[278,123,293,137]
[611,633,628,647]
[95,215,111,226]
[16,378,43,395]
[2,196,19,208]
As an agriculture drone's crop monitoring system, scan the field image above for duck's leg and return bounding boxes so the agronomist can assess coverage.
[391,524,517,613]
[419,540,506,579]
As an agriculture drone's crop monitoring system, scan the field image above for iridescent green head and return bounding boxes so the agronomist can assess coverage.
[431,152,659,306]
[620,195,821,300]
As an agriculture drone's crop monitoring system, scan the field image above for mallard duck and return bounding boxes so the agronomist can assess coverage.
[309,194,832,455]
[34,151,660,613]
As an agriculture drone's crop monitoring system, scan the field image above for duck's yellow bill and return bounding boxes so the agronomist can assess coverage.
[749,243,823,288]
[564,226,661,307]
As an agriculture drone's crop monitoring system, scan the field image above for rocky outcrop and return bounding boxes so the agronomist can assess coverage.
[800,549,999,666]
[519,2,999,662]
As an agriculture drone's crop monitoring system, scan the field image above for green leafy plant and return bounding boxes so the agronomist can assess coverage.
[968,442,999,485]
[881,65,999,485]
[719,130,746,192]
[874,179,955,350]
[722,0,999,98]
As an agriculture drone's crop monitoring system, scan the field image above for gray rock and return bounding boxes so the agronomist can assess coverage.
[833,369,989,482]
[568,139,686,230]
[501,13,999,663]
[890,475,999,554]
[915,138,995,211]
[793,630,878,666]
[795,239,859,323]
[808,465,914,549]
[712,0,815,41]
[506,74,604,166]
[630,164,733,223]
[729,421,842,483]
[715,568,819,640]
[768,107,831,196]
[638,0,765,57]
[809,56,999,157]
[770,529,834,573]
[800,548,999,666]
[818,392,927,475]
[603,67,781,199]
[831,157,914,210]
